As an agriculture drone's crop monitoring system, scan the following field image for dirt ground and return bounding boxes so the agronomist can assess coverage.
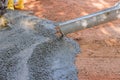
[25,0,120,80]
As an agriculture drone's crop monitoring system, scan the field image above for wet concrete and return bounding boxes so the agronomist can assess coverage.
[0,10,80,80]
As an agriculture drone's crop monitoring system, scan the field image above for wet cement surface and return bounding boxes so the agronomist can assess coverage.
[0,10,80,80]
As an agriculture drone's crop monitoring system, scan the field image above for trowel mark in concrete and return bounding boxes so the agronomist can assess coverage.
[7,43,40,80]
[28,38,80,80]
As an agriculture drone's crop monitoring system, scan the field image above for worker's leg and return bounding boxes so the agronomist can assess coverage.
[7,0,14,10]
[4,0,8,8]
[15,0,24,9]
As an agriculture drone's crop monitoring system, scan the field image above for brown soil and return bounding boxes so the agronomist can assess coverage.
[25,0,120,80]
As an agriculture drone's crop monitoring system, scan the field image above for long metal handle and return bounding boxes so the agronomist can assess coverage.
[56,2,120,37]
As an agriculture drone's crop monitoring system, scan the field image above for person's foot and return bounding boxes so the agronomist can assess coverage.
[15,0,24,9]
[7,0,14,10]
[7,6,14,10]
[15,5,24,9]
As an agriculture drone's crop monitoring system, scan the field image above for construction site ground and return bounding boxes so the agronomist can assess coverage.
[25,0,120,80]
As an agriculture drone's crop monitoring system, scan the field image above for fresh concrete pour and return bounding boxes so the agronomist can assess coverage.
[0,10,80,80]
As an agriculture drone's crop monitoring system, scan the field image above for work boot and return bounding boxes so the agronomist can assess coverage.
[15,0,24,9]
[7,0,14,10]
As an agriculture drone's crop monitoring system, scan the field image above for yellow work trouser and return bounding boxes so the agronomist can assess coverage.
[7,0,24,10]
